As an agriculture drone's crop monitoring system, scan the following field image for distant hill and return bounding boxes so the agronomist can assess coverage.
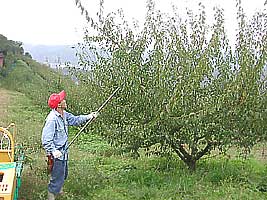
[23,44,78,65]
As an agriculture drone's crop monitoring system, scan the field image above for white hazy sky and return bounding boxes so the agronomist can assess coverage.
[0,0,266,46]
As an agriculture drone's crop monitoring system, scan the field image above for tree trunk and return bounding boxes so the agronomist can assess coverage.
[169,140,212,172]
[185,158,197,172]
[169,143,197,171]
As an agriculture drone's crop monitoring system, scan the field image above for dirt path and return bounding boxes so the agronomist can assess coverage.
[0,88,15,125]
[0,88,20,131]
[0,88,11,107]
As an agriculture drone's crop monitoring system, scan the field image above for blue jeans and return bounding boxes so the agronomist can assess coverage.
[48,158,68,194]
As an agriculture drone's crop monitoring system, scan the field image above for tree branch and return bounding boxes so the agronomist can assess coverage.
[195,142,213,160]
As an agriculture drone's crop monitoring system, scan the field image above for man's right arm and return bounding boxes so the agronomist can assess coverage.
[42,120,56,155]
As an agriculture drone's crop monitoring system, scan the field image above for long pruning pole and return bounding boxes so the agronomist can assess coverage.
[64,87,120,152]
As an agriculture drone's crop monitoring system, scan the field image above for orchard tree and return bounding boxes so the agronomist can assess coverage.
[71,0,267,170]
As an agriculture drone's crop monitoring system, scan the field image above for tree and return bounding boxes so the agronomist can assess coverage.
[0,34,24,55]
[72,0,267,170]
[24,52,32,59]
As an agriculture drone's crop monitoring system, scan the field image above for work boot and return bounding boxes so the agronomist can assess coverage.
[48,191,56,200]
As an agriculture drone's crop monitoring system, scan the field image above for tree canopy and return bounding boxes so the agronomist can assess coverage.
[71,0,267,170]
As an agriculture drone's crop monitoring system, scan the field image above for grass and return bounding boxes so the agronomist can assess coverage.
[1,88,267,199]
[1,59,267,199]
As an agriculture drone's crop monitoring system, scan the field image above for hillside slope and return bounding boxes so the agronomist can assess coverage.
[0,58,74,110]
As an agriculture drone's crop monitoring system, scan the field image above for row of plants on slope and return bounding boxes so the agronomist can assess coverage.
[0,57,79,113]
[0,34,79,110]
[68,0,267,171]
[0,34,34,73]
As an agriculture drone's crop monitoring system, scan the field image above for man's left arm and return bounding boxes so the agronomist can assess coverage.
[65,111,98,126]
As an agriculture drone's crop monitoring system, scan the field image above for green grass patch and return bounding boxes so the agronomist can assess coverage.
[1,88,267,200]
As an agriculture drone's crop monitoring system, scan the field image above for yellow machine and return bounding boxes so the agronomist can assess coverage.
[0,123,23,200]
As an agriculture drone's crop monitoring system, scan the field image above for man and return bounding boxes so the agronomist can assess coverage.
[42,90,98,200]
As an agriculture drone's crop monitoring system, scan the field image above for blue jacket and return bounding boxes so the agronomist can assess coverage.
[42,109,89,160]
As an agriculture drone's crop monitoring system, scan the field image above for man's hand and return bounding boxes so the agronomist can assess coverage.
[87,111,99,120]
[52,150,63,158]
